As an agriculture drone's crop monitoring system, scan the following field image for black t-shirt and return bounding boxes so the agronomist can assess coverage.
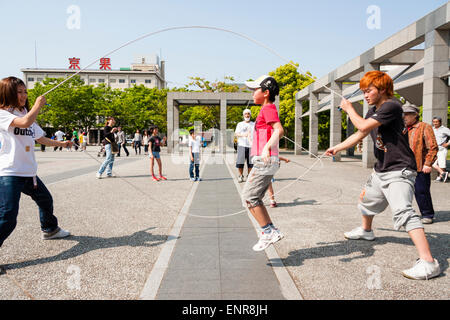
[103,126,115,144]
[149,135,161,152]
[365,99,417,173]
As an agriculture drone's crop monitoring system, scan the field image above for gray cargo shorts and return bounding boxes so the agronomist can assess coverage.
[241,156,279,208]
[358,169,423,232]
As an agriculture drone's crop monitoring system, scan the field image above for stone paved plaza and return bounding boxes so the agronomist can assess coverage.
[0,146,448,300]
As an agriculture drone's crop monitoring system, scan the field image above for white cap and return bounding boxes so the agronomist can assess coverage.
[243,109,251,116]
[245,75,271,90]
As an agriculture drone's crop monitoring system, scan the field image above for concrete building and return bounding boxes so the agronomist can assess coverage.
[295,3,450,168]
[166,91,279,154]
[22,55,166,90]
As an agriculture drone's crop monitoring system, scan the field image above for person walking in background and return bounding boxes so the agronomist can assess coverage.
[143,130,150,155]
[54,129,65,151]
[149,126,167,182]
[72,128,79,151]
[132,129,142,155]
[188,129,202,182]
[403,103,438,224]
[79,131,87,152]
[96,117,117,179]
[116,127,128,157]
[431,116,450,183]
[235,109,255,183]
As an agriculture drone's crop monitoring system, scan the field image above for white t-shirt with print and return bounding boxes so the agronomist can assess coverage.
[0,108,45,177]
[188,135,201,153]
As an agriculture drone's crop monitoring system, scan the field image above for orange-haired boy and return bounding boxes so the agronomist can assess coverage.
[325,71,440,280]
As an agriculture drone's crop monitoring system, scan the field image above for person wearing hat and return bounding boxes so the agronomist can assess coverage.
[403,102,438,224]
[234,108,255,183]
[242,75,285,251]
[431,116,450,183]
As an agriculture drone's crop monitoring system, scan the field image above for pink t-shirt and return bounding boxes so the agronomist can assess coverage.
[251,104,280,156]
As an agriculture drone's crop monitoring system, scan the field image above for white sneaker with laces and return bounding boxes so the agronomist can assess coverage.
[42,228,71,240]
[237,175,244,183]
[402,259,441,280]
[344,227,375,241]
[252,229,284,252]
[96,172,102,179]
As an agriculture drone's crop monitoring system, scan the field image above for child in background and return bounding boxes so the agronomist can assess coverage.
[149,126,166,182]
[188,129,202,182]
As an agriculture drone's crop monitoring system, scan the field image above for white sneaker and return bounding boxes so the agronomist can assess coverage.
[402,259,441,280]
[252,229,284,252]
[237,175,244,183]
[42,227,71,240]
[96,172,102,179]
[436,175,442,182]
[344,227,375,241]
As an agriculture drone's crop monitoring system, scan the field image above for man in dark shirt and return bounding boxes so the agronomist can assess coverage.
[97,117,117,179]
[325,71,440,280]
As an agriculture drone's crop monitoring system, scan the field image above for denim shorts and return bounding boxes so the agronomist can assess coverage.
[151,151,160,159]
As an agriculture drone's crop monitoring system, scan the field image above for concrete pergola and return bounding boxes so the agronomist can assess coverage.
[295,2,450,168]
[167,91,279,153]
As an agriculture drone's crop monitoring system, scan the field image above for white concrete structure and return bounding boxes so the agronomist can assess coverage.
[22,59,165,90]
[166,92,279,154]
[295,3,450,168]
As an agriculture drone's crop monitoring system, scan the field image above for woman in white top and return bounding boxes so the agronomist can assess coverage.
[142,130,150,155]
[0,77,72,253]
[132,129,142,155]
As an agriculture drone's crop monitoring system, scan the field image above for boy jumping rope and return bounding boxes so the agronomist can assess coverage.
[242,75,284,252]
[325,71,440,280]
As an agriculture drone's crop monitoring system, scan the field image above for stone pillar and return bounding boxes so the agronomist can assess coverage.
[346,102,364,157]
[346,115,355,157]
[220,99,227,154]
[423,29,449,125]
[295,99,303,155]
[362,63,379,169]
[167,94,175,153]
[309,92,319,157]
[330,82,342,161]
[174,102,180,153]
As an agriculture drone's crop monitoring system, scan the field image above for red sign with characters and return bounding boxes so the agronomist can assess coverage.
[100,58,112,70]
[69,57,81,70]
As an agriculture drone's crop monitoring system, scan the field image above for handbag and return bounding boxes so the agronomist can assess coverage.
[105,138,119,154]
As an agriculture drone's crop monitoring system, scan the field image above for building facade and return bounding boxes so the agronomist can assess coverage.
[22,56,166,90]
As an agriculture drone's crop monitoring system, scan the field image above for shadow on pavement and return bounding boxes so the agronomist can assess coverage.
[278,232,449,275]
[434,211,450,223]
[3,227,169,272]
[276,198,319,207]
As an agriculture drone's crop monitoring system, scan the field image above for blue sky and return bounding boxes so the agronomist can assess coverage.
[0,0,447,88]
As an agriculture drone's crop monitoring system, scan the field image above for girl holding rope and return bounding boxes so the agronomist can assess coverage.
[0,77,71,251]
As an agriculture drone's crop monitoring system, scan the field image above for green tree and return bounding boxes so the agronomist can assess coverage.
[29,76,100,133]
[181,76,242,130]
[268,62,315,149]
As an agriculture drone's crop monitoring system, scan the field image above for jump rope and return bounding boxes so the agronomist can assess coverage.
[40,25,353,219]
